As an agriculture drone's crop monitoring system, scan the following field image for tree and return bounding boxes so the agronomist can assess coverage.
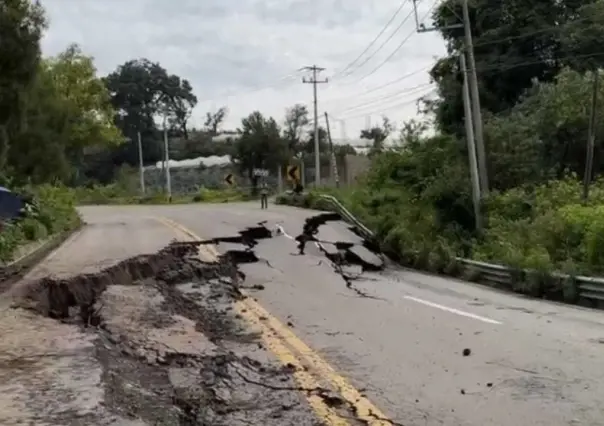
[0,0,46,176]
[163,75,197,139]
[232,111,287,191]
[559,2,604,72]
[204,107,227,136]
[485,68,604,190]
[360,116,394,156]
[104,59,196,167]
[283,104,310,154]
[8,44,124,183]
[430,0,598,135]
[302,127,329,154]
[398,119,429,148]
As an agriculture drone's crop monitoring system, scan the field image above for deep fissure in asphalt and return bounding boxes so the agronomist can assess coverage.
[9,213,388,425]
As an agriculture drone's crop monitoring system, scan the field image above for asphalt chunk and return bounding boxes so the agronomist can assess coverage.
[11,240,319,425]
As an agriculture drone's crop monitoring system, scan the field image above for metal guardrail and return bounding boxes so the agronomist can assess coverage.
[316,194,604,307]
[318,195,374,240]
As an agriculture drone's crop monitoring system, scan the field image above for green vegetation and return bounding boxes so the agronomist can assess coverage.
[0,185,81,262]
[75,185,252,205]
[276,0,604,302]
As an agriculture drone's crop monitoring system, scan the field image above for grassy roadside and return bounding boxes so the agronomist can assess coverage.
[274,185,601,306]
[0,185,82,264]
[74,185,255,205]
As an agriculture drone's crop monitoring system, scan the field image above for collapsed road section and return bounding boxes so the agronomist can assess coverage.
[0,213,389,425]
[2,241,325,425]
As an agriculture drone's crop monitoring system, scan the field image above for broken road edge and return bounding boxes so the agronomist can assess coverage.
[0,219,84,293]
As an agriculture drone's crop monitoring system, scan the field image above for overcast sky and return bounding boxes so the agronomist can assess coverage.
[39,0,446,141]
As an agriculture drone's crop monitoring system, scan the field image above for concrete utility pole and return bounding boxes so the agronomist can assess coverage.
[324,112,340,188]
[583,69,599,203]
[412,0,489,196]
[162,113,172,201]
[302,65,328,187]
[460,53,482,231]
[461,0,488,194]
[137,131,145,194]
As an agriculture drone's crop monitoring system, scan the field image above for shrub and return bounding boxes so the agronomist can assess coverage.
[275,149,604,305]
[0,184,81,262]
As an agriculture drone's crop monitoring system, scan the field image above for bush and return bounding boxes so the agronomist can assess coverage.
[275,147,604,305]
[0,184,81,262]
[76,184,248,205]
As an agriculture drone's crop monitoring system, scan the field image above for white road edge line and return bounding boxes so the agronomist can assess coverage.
[275,224,322,249]
[277,225,500,325]
[404,295,502,325]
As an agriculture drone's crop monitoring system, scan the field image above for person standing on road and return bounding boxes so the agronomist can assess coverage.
[260,181,269,209]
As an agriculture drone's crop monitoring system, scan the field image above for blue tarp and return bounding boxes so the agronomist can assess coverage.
[0,187,24,220]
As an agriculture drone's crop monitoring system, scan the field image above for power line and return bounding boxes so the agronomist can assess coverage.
[304,65,432,113]
[198,71,301,103]
[473,15,594,49]
[332,1,409,79]
[331,83,434,116]
[336,3,416,80]
[337,89,436,119]
[347,0,438,84]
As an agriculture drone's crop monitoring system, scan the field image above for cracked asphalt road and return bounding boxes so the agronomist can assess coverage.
[2,202,604,425]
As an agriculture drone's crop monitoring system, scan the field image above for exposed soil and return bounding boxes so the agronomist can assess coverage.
[1,215,386,425]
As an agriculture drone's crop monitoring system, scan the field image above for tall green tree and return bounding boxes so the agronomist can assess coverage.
[204,107,227,136]
[0,0,46,177]
[104,59,196,166]
[232,111,287,190]
[9,44,123,183]
[361,116,393,156]
[283,104,310,155]
[430,0,598,135]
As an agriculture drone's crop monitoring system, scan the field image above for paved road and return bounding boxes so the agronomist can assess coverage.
[4,202,604,425]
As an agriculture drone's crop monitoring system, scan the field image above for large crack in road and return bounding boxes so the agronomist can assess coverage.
[5,212,387,425]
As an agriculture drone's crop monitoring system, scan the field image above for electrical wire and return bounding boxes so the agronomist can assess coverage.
[473,15,595,49]
[338,89,436,119]
[335,3,416,80]
[331,82,434,116]
[332,1,409,79]
[300,65,432,118]
[197,70,301,103]
[347,0,439,84]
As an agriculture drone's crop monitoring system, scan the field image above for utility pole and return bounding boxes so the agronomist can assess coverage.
[583,69,599,203]
[324,112,340,188]
[162,113,172,202]
[461,0,488,195]
[412,0,488,196]
[137,131,145,194]
[302,65,328,187]
[460,53,482,231]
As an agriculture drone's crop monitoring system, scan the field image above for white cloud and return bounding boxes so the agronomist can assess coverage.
[39,0,446,141]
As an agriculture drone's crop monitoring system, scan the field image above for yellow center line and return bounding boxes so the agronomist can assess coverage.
[154,216,393,425]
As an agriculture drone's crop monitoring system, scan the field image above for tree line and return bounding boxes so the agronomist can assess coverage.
[318,0,604,280]
[1,0,382,189]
